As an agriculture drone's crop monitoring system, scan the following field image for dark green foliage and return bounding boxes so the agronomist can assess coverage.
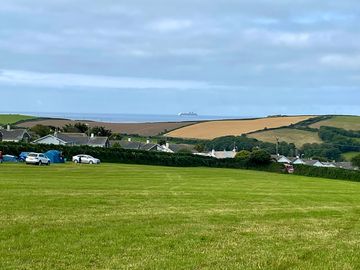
[249,150,271,165]
[90,126,112,137]
[351,154,360,168]
[74,123,89,133]
[235,150,250,161]
[30,124,55,137]
[294,165,360,182]
[62,124,80,133]
[301,143,343,161]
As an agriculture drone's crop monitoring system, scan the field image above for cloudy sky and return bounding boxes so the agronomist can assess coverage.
[1,0,360,117]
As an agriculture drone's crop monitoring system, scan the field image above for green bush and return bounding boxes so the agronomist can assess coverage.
[351,154,360,168]
[249,150,271,165]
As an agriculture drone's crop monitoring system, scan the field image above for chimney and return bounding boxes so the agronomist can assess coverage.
[166,142,170,148]
[212,149,215,156]
[146,139,150,144]
[7,124,10,131]
[128,137,132,142]
[90,133,95,138]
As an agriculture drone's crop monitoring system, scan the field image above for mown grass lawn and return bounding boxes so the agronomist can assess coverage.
[1,163,360,269]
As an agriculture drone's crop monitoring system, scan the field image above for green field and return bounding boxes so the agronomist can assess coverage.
[1,163,360,269]
[342,152,360,161]
[0,114,36,125]
[248,128,322,147]
[311,116,360,130]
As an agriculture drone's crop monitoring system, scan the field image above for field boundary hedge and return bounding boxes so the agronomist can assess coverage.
[0,142,359,182]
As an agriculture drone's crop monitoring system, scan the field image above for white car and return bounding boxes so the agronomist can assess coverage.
[26,153,51,165]
[72,154,100,164]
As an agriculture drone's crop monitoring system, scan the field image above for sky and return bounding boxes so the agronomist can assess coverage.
[1,0,360,117]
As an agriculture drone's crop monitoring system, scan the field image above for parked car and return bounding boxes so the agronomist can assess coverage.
[25,153,51,165]
[72,154,100,164]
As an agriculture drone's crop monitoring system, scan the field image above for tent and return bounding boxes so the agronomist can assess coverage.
[19,152,30,162]
[45,150,65,164]
[3,155,18,162]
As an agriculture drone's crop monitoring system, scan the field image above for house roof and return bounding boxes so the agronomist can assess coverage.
[0,128,29,141]
[34,133,108,147]
[213,150,236,159]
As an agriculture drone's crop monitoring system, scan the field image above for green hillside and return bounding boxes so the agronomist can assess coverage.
[311,116,360,130]
[342,152,360,161]
[1,163,360,269]
[0,114,36,125]
[248,128,322,147]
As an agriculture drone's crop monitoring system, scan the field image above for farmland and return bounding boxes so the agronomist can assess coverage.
[1,163,360,269]
[166,116,315,139]
[342,152,360,161]
[311,116,360,130]
[248,128,322,147]
[0,114,36,125]
[18,119,196,136]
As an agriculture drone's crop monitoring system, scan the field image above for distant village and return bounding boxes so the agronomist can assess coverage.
[0,124,357,171]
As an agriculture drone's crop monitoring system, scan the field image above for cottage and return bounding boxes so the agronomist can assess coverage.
[33,132,110,148]
[0,125,31,143]
[272,155,292,164]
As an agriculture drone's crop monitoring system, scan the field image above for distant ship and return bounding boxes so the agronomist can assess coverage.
[178,112,198,117]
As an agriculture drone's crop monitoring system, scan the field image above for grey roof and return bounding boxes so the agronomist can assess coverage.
[304,160,320,166]
[114,140,159,151]
[168,144,196,153]
[335,162,356,170]
[47,132,109,147]
[0,128,30,141]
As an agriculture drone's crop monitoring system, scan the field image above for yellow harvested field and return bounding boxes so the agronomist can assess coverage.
[166,116,314,140]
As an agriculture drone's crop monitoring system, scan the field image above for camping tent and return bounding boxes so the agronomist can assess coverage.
[3,155,18,162]
[19,152,30,162]
[45,150,65,164]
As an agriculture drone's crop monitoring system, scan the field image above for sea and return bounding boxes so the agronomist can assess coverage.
[7,112,255,123]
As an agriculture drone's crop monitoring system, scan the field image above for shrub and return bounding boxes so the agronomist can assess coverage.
[235,150,250,161]
[351,154,360,168]
[249,150,271,165]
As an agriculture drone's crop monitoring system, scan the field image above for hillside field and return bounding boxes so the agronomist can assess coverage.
[1,163,360,269]
[342,152,360,161]
[0,114,36,125]
[18,119,196,136]
[166,116,314,139]
[311,116,360,130]
[248,128,322,147]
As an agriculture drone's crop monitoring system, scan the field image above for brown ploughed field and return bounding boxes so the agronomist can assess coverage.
[18,119,196,136]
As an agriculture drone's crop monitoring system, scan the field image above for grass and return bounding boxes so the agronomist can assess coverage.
[1,163,360,269]
[342,152,360,161]
[311,116,360,130]
[248,128,322,147]
[0,114,36,125]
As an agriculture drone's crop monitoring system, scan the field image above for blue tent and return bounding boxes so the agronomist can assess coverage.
[19,152,30,162]
[3,155,18,162]
[45,150,65,164]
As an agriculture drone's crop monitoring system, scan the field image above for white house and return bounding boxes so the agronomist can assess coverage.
[33,132,110,148]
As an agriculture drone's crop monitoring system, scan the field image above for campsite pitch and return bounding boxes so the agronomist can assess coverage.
[1,163,360,269]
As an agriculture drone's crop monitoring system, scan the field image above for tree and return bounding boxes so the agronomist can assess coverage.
[194,144,205,152]
[351,154,360,168]
[249,150,271,165]
[74,123,89,133]
[90,126,112,137]
[30,124,54,137]
[235,150,250,161]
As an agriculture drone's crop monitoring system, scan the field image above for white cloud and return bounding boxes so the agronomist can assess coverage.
[0,69,212,90]
[148,19,193,32]
[243,29,311,47]
[320,54,360,69]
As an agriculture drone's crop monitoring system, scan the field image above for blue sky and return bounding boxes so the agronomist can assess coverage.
[1,0,360,116]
